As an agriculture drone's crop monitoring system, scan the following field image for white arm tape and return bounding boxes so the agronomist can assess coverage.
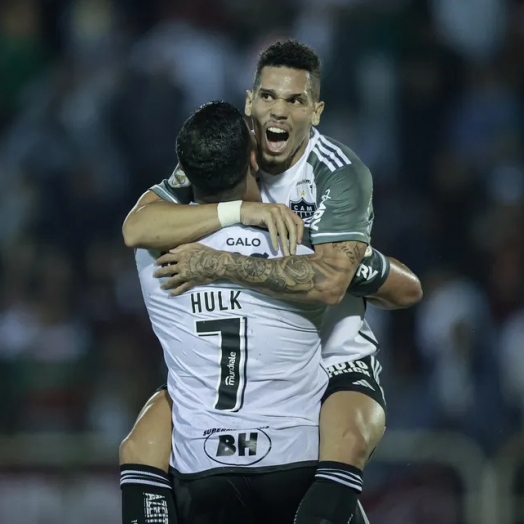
[217,200,243,228]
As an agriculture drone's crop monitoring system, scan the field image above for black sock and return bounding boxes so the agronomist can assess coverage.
[294,461,363,524]
[120,464,177,524]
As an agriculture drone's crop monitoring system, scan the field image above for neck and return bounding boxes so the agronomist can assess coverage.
[194,187,244,204]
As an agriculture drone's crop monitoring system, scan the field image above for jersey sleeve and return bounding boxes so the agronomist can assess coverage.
[309,162,373,245]
[150,164,194,204]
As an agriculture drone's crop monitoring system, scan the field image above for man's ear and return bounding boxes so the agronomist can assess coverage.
[311,100,325,127]
[245,90,253,117]
[244,168,261,202]
[249,148,259,173]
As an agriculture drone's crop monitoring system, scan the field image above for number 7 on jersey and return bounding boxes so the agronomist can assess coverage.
[195,317,248,412]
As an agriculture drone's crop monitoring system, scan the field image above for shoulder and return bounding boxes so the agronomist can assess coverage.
[308,132,372,188]
[151,165,194,204]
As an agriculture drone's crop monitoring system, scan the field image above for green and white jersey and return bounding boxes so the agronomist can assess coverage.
[259,128,378,366]
[259,128,374,247]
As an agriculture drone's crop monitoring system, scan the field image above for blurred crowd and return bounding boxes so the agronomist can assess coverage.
[0,0,523,456]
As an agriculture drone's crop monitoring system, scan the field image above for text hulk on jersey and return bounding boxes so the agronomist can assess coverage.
[122,40,422,524]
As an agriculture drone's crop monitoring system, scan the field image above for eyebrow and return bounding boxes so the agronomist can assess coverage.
[259,88,306,99]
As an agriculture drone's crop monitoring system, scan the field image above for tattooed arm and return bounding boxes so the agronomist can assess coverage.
[154,241,367,305]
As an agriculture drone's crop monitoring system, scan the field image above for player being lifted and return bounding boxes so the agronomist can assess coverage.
[122,40,423,524]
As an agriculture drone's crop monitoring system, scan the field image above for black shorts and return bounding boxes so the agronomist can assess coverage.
[157,355,386,413]
[322,354,386,414]
[170,465,316,524]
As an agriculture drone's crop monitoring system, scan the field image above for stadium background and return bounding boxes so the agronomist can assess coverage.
[0,0,523,522]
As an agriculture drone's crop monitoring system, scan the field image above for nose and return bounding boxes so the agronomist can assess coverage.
[270,98,288,120]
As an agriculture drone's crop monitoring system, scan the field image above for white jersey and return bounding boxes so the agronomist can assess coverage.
[136,225,328,477]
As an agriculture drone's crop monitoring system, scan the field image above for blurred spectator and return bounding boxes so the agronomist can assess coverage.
[447,65,523,171]
[0,0,50,128]
[0,245,90,432]
[429,0,507,63]
[499,308,524,430]
[107,64,184,195]
[414,270,508,451]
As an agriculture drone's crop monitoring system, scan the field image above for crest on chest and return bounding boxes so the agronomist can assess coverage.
[290,182,317,220]
[290,198,317,220]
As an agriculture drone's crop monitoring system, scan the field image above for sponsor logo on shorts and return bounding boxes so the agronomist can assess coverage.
[204,428,272,466]
[326,360,371,379]
[352,379,375,391]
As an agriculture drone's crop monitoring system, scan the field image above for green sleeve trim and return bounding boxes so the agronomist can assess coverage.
[150,181,179,203]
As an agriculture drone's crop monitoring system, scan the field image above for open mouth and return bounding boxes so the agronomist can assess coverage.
[265,126,290,154]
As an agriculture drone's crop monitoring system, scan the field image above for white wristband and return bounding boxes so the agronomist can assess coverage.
[217,200,242,228]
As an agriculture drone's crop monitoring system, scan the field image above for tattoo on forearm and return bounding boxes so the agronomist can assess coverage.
[233,255,319,293]
[184,240,366,300]
[186,250,333,296]
[334,242,366,265]
[196,250,230,277]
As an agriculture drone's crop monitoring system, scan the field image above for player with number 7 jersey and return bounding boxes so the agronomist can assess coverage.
[127,100,344,524]
[136,225,328,477]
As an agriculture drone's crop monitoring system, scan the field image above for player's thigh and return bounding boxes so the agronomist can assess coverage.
[320,356,386,468]
[119,385,173,471]
[173,474,255,524]
[254,466,316,524]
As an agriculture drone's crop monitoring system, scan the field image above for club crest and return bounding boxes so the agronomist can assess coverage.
[290,197,317,220]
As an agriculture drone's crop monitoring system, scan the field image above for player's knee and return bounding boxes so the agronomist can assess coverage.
[119,429,171,471]
[320,430,366,468]
[119,428,161,466]
[319,392,385,468]
[119,434,141,465]
[119,390,173,470]
[337,425,379,467]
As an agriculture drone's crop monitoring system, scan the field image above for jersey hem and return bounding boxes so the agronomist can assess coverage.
[169,460,319,480]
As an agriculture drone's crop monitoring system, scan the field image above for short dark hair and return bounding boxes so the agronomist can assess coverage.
[254,39,321,99]
[176,101,251,199]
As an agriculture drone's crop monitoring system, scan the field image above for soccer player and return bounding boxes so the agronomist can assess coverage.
[122,41,422,524]
[134,100,353,524]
